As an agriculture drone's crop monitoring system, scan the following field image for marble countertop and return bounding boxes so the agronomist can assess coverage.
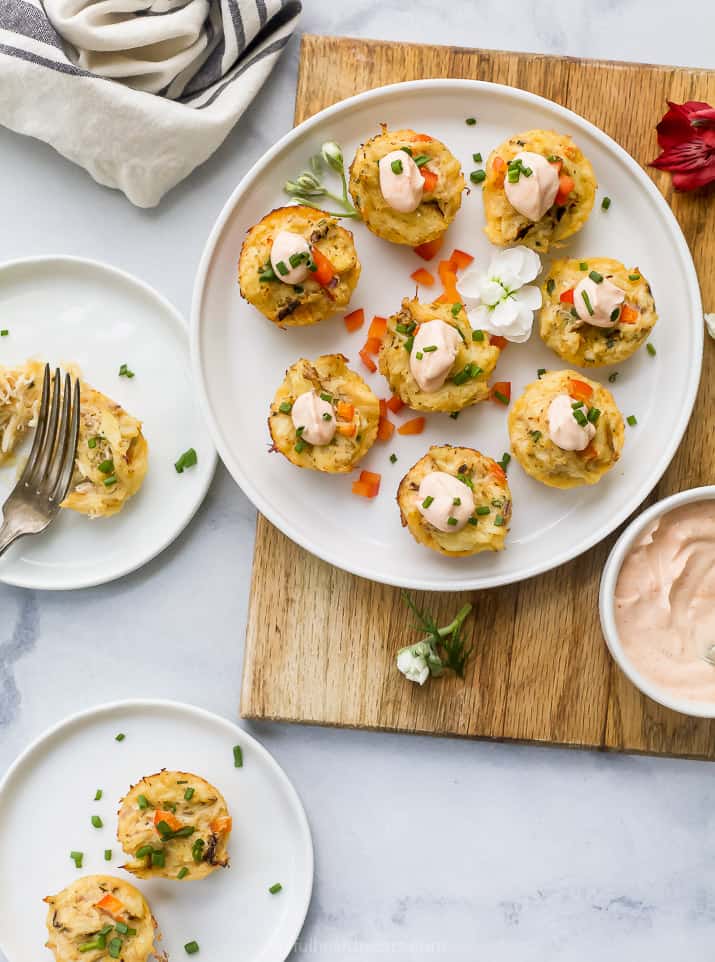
[2,2,714,959]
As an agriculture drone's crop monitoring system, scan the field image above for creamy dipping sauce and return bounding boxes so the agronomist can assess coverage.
[270,230,311,285]
[409,319,461,392]
[614,500,715,704]
[416,471,474,533]
[547,393,595,451]
[574,275,625,328]
[378,150,424,213]
[503,151,559,222]
[291,391,336,445]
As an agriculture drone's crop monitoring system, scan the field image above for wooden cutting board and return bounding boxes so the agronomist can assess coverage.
[241,34,715,758]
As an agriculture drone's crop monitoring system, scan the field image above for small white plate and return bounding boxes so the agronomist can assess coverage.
[0,699,313,962]
[0,256,216,590]
[192,79,703,592]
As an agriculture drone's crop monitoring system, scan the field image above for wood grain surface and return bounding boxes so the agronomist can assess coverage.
[241,35,715,757]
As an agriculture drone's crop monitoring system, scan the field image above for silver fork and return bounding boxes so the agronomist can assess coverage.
[0,365,80,559]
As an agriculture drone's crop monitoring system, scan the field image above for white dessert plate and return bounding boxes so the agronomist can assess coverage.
[0,256,216,590]
[0,699,313,962]
[191,79,702,591]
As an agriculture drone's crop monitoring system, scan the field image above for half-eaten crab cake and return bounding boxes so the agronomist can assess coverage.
[539,258,657,367]
[62,381,148,518]
[397,445,511,557]
[508,370,624,489]
[348,127,464,246]
[44,875,164,962]
[269,353,380,472]
[483,129,597,252]
[379,298,501,413]
[0,360,43,465]
[238,205,361,326]
[118,770,232,881]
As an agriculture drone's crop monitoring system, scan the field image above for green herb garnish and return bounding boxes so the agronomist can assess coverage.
[646,342,656,356]
[118,363,134,379]
[400,592,474,678]
[91,815,103,829]
[470,169,486,184]
[185,941,200,955]
[588,270,603,284]
[627,414,637,426]
[391,158,403,175]
[233,744,243,768]
[175,448,198,473]
[601,196,611,210]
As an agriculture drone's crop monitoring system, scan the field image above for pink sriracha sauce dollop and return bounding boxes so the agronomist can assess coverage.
[614,500,715,704]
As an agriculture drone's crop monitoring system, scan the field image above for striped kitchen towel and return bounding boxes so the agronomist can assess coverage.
[0,0,301,207]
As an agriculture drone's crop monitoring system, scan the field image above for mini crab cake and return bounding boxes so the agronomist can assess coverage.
[238,205,360,326]
[62,381,148,518]
[398,445,511,557]
[539,258,657,367]
[0,360,43,465]
[348,127,464,246]
[379,298,501,413]
[509,370,624,489]
[483,129,597,252]
[269,354,379,473]
[44,875,163,962]
[118,770,231,881]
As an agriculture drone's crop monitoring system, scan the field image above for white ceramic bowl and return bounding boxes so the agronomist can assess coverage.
[599,485,715,718]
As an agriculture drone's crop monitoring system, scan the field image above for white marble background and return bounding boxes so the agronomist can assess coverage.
[1,2,714,959]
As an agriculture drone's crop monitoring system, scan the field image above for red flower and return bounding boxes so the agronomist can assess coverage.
[650,100,715,191]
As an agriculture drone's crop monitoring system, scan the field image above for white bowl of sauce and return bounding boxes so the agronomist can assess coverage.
[600,485,715,717]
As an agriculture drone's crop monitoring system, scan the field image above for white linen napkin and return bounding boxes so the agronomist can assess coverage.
[0,0,301,207]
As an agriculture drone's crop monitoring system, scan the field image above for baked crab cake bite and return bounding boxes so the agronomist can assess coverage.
[118,770,232,881]
[62,381,148,518]
[348,127,464,246]
[509,370,624,489]
[379,298,501,413]
[398,445,511,557]
[483,129,597,252]
[539,258,658,367]
[0,359,43,465]
[269,354,379,472]
[238,205,361,326]
[44,875,163,962]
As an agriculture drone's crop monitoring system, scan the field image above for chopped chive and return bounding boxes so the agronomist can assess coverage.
[115,733,125,742]
[470,169,486,184]
[579,261,588,271]
[295,438,306,453]
[451,302,462,317]
[572,400,584,409]
[94,789,102,801]
[70,851,83,868]
[104,849,112,861]
[135,844,153,859]
[295,426,305,437]
[646,342,656,356]
[151,849,165,868]
[98,459,114,474]
[573,409,588,426]
[192,838,205,863]
[391,158,404,175]
[178,867,189,879]
[79,936,106,952]
[465,117,476,125]
[269,883,283,894]
[492,390,509,405]
[401,145,413,156]
[322,412,332,421]
[628,273,641,281]
[404,335,414,352]
[627,414,637,426]
[102,476,116,489]
[547,154,561,163]
[258,262,276,283]
[108,937,122,958]
[185,941,200,955]
[288,251,305,268]
[0,330,8,336]
[415,351,423,360]
[99,926,113,937]
[458,472,473,489]
[472,329,484,341]
[275,260,288,276]
[608,371,619,383]
[396,322,416,335]
[587,407,601,424]
[175,447,198,473]
[571,307,579,318]
[447,517,458,526]
[522,166,533,177]
[601,196,611,210]
[581,290,594,316]
[413,154,430,167]
[530,430,542,442]
[498,453,511,471]
[507,167,520,183]
[468,516,478,526]
[537,368,546,378]
[88,437,98,449]
[588,270,603,284]
[115,923,129,936]
[91,815,103,829]
[546,278,555,295]
[319,391,332,402]
[472,152,482,163]
[453,497,461,506]
[422,496,434,509]
[494,515,505,527]
[423,345,438,353]
[449,411,459,420]
[137,794,149,810]
[278,401,292,414]
[293,285,304,294]
[389,453,397,464]
[118,363,134,379]
[476,505,490,516]
[184,787,195,801]
[233,744,243,768]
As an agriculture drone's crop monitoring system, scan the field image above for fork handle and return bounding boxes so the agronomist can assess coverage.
[0,520,22,559]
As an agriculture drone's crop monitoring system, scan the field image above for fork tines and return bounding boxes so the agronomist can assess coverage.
[20,364,80,503]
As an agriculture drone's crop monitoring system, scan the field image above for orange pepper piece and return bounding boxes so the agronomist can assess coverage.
[336,401,354,421]
[368,315,387,340]
[421,168,438,192]
[210,815,233,834]
[95,894,126,919]
[559,287,575,304]
[154,809,182,834]
[310,246,336,286]
[397,416,426,436]
[413,236,444,261]
[490,381,511,405]
[377,417,395,441]
[449,249,474,271]
[410,268,435,286]
[567,378,593,402]
[386,395,404,414]
[344,308,364,333]
[359,348,377,373]
[554,173,575,206]
[619,304,640,324]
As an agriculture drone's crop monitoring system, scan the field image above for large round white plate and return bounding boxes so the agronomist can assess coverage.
[0,256,217,590]
[0,699,313,962]
[191,79,702,592]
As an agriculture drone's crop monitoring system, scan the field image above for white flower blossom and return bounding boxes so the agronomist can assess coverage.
[396,641,443,685]
[705,313,715,340]
[460,247,543,343]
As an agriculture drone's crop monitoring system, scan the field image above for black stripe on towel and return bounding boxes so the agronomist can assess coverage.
[194,33,288,109]
[0,42,91,77]
[255,0,267,27]
[226,0,246,54]
[0,0,65,50]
